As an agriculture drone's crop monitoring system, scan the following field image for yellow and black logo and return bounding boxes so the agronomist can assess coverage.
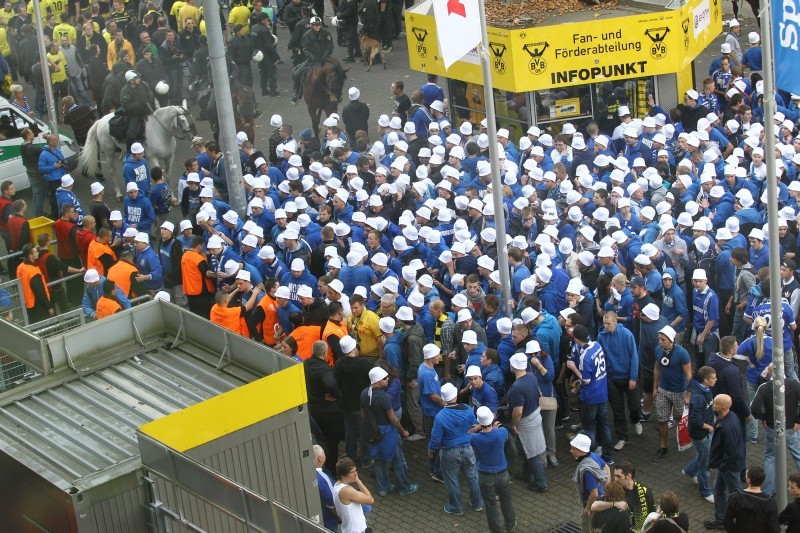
[644,27,669,59]
[489,42,507,74]
[412,27,428,58]
[712,0,720,22]
[681,17,690,50]
[522,41,549,75]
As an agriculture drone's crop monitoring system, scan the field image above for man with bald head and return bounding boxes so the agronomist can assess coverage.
[705,393,745,529]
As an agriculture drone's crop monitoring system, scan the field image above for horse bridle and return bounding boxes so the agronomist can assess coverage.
[150,106,195,141]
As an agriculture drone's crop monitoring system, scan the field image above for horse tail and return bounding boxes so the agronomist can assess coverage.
[79,120,100,177]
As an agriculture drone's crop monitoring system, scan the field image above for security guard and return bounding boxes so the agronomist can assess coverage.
[119,70,155,148]
[181,235,214,318]
[158,222,184,305]
[17,243,54,322]
[336,0,360,63]
[250,12,279,96]
[229,23,254,88]
[95,280,124,319]
[291,16,334,104]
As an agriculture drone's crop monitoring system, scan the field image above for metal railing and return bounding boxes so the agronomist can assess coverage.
[0,278,28,326]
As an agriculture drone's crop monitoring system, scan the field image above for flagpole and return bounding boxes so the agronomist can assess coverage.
[759,0,787,511]
[476,0,514,317]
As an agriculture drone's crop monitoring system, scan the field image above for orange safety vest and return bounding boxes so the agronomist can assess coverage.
[107,260,138,298]
[210,304,246,335]
[86,239,117,277]
[16,262,50,309]
[290,324,324,361]
[181,250,214,296]
[256,294,279,345]
[95,295,123,319]
[322,319,348,366]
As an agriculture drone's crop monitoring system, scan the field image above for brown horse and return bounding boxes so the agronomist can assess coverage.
[302,58,349,139]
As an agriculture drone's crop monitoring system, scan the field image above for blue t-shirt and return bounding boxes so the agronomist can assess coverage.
[316,469,338,531]
[655,344,691,392]
[748,301,795,355]
[470,427,509,474]
[507,372,539,417]
[581,452,607,503]
[579,341,608,404]
[469,382,499,414]
[692,287,719,333]
[418,364,442,417]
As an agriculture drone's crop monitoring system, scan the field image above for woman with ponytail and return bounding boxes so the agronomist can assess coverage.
[736,316,774,443]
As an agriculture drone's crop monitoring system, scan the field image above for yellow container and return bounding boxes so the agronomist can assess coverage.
[28,216,55,252]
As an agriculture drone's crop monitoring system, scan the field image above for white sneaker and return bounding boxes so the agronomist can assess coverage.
[613,440,628,451]
[634,422,643,435]
[704,494,714,503]
[407,433,425,442]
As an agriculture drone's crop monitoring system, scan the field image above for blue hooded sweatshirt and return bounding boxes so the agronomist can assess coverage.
[597,323,638,381]
[124,193,156,235]
[82,275,132,317]
[661,267,688,332]
[123,154,151,195]
[532,311,562,366]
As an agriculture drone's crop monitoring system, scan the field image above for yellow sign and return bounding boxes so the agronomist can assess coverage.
[555,98,581,118]
[140,363,308,452]
[405,0,721,92]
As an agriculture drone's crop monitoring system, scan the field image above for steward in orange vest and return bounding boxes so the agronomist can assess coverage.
[86,228,117,277]
[209,285,263,335]
[107,250,146,298]
[251,280,281,345]
[181,236,214,319]
[96,280,124,319]
[16,243,54,323]
[322,301,348,365]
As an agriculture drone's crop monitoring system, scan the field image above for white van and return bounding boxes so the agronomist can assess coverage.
[0,97,78,191]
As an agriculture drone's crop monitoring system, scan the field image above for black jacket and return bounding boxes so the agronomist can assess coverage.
[302,298,330,327]
[76,31,108,63]
[301,28,334,61]
[687,378,715,440]
[402,323,424,381]
[135,57,167,88]
[229,33,254,64]
[724,489,780,532]
[101,69,125,113]
[708,352,751,422]
[334,356,373,412]
[708,411,745,472]
[304,356,343,414]
[751,378,800,429]
[342,100,370,140]
[780,498,800,533]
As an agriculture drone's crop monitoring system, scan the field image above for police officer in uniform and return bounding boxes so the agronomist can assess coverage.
[119,70,155,149]
[135,47,168,106]
[291,16,334,104]
[288,5,313,67]
[229,23,254,88]
[336,0,360,63]
[251,12,279,96]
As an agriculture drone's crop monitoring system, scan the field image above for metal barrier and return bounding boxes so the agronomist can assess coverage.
[27,309,86,338]
[0,240,57,265]
[0,355,35,393]
[0,278,28,326]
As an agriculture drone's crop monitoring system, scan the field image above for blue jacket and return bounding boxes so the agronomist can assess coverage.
[597,323,638,381]
[710,193,735,229]
[338,264,374,295]
[123,155,151,195]
[661,267,688,332]
[428,403,477,451]
[464,342,487,369]
[81,275,131,317]
[481,364,506,399]
[38,146,67,182]
[497,335,516,377]
[687,378,715,440]
[123,194,156,235]
[280,268,319,305]
[383,331,405,376]
[531,354,554,398]
[716,243,736,292]
[135,245,164,290]
[532,311,562,366]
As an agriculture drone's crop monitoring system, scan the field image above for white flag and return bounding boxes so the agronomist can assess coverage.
[432,0,482,69]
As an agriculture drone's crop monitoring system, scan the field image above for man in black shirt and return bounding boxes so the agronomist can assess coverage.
[304,340,345,473]
[391,79,410,122]
[335,334,374,468]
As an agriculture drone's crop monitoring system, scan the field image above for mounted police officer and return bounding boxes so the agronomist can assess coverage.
[251,12,280,96]
[288,5,314,67]
[291,16,334,104]
[119,70,156,150]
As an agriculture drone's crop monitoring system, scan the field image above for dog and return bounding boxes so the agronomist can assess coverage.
[359,31,386,71]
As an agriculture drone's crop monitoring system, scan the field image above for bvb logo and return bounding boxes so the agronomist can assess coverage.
[681,17,690,50]
[489,42,507,74]
[644,27,670,59]
[523,42,549,74]
[412,27,428,58]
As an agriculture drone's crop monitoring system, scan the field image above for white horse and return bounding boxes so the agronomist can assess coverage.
[79,103,197,199]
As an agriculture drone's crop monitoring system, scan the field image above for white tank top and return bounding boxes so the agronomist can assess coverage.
[332,481,367,533]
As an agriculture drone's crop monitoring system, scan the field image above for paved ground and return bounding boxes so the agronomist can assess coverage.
[8,4,779,531]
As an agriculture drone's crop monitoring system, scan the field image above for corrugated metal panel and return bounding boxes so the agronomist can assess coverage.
[0,340,262,492]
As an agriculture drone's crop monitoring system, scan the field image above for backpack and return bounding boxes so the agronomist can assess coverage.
[362,389,384,445]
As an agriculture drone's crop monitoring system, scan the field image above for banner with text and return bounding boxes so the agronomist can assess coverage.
[773,0,800,95]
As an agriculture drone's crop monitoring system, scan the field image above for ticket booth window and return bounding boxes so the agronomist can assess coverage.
[594,77,657,134]
[448,80,529,142]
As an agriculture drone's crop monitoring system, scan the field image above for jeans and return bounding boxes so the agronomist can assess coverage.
[165,68,183,105]
[440,446,483,513]
[746,382,760,441]
[479,470,516,533]
[579,401,614,463]
[26,169,46,216]
[344,410,369,465]
[713,468,742,521]
[691,330,719,368]
[34,90,46,119]
[763,425,800,494]
[406,382,423,435]
[522,453,548,490]
[607,378,641,442]
[68,75,92,106]
[731,307,747,342]
[683,434,712,496]
[423,414,442,477]
[785,348,799,382]
[374,439,412,493]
